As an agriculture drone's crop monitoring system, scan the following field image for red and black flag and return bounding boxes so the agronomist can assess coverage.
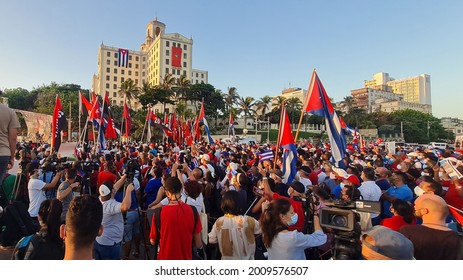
[123,101,132,137]
[52,95,66,152]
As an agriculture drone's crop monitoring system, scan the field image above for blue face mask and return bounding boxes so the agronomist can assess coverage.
[287,213,298,226]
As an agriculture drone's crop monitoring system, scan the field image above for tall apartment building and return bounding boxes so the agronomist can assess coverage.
[92,18,208,112]
[274,87,307,108]
[364,72,431,105]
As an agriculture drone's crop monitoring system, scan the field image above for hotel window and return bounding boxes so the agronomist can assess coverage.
[107,59,110,64]
[166,68,169,73]
[113,84,117,89]
[113,92,117,97]
[142,71,145,76]
[166,59,169,65]
[121,70,125,75]
[184,44,187,50]
[177,69,180,75]
[121,77,125,82]
[196,73,198,77]
[143,57,146,62]
[106,83,109,89]
[135,79,138,84]
[129,55,132,60]
[166,50,169,56]
[114,61,117,66]
[114,77,117,82]
[166,41,169,47]
[183,70,186,76]
[129,63,132,68]
[106,67,110,73]
[114,69,117,74]
[136,56,139,61]
[128,70,132,75]
[183,53,187,59]
[183,62,187,67]
[172,69,176,74]
[114,53,118,58]
[107,51,110,57]
[106,76,110,81]
[201,74,204,78]
[173,42,176,47]
[136,64,139,69]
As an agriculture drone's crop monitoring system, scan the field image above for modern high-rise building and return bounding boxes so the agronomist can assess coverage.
[92,18,208,111]
[364,72,431,105]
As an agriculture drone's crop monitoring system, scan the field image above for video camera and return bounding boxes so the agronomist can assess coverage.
[42,156,71,173]
[82,161,100,173]
[125,158,140,183]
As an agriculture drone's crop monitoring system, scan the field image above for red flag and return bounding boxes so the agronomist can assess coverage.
[123,101,131,137]
[89,94,101,121]
[278,105,295,147]
[52,95,66,152]
[105,116,118,139]
[172,47,182,67]
[79,91,92,114]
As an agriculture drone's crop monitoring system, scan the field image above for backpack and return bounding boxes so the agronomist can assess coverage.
[152,204,204,260]
[12,233,64,260]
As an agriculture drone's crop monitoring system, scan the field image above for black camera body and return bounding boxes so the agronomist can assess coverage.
[126,158,140,183]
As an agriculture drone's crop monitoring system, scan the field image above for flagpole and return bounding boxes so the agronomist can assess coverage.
[96,93,106,151]
[140,104,149,143]
[78,91,82,143]
[119,96,126,144]
[274,103,285,168]
[295,69,316,143]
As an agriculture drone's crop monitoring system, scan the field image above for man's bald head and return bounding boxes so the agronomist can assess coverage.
[375,167,391,179]
[415,194,449,220]
[192,168,203,181]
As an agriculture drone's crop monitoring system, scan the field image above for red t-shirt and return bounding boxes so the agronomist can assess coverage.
[442,180,463,210]
[380,215,416,231]
[97,171,117,187]
[309,171,319,185]
[149,202,202,260]
[272,193,304,232]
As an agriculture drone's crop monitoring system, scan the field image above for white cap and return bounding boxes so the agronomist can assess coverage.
[99,184,111,196]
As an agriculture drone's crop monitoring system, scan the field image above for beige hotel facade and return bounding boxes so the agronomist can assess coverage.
[92,18,208,112]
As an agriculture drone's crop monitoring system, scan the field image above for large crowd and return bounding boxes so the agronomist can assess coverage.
[1,135,462,261]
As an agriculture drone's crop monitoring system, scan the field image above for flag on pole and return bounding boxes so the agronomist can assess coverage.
[123,101,131,137]
[79,91,92,115]
[52,95,66,152]
[198,99,214,144]
[229,113,235,136]
[118,48,129,67]
[304,71,346,164]
[278,105,297,184]
[105,116,118,139]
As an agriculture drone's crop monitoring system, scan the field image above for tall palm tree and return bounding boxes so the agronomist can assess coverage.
[160,73,176,113]
[286,97,303,126]
[118,78,140,107]
[222,87,239,114]
[175,75,191,103]
[255,95,272,119]
[344,96,354,113]
[238,96,255,130]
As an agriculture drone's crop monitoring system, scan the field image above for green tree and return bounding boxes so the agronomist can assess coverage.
[343,96,354,113]
[390,109,447,143]
[238,96,255,130]
[286,97,303,125]
[270,96,286,123]
[3,88,37,111]
[222,87,240,115]
[118,79,140,107]
[255,95,272,121]
[174,75,191,103]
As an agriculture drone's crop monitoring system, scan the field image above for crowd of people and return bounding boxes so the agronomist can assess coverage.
[1,127,463,260]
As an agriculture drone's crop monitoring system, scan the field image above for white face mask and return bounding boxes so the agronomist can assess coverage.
[421,172,430,177]
[439,172,443,177]
[397,164,402,170]
[414,186,426,197]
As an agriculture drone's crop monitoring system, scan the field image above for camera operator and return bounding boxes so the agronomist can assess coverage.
[260,198,326,260]
[39,155,58,199]
[26,162,63,231]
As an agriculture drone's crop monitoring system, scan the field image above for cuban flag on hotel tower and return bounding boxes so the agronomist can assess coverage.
[279,105,297,184]
[172,47,182,68]
[118,48,129,67]
[304,70,346,165]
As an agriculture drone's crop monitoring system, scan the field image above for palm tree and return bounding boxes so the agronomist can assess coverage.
[344,96,354,113]
[175,75,191,103]
[160,73,176,113]
[238,96,255,130]
[222,87,239,114]
[118,78,140,107]
[286,97,303,126]
[255,95,272,119]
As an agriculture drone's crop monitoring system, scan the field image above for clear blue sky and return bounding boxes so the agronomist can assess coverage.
[1,0,462,119]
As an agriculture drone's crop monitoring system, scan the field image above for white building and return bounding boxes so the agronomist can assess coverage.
[92,18,208,111]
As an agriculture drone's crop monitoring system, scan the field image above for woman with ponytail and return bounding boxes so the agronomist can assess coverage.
[12,199,64,259]
[259,198,327,260]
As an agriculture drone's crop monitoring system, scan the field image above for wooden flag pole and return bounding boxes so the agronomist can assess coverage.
[140,104,149,143]
[294,69,316,142]
[274,103,285,169]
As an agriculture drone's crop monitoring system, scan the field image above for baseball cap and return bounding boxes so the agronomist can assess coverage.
[99,184,112,197]
[343,174,360,186]
[298,166,312,175]
[362,226,414,260]
[289,181,306,194]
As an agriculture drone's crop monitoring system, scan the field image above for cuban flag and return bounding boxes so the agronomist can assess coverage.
[229,113,235,136]
[118,48,129,67]
[304,70,346,165]
[198,99,214,144]
[257,150,274,162]
[279,105,297,184]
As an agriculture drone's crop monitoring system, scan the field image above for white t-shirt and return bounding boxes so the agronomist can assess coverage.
[298,177,313,190]
[266,230,327,260]
[161,191,204,213]
[27,178,47,217]
[96,198,123,245]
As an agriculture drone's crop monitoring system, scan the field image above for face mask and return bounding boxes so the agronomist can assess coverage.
[397,164,402,170]
[340,182,345,189]
[287,213,298,226]
[414,186,426,197]
[421,172,429,177]
[439,172,443,177]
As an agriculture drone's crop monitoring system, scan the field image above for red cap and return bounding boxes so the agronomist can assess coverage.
[344,174,360,186]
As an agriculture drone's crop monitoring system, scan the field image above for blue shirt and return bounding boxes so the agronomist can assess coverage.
[144,177,162,206]
[382,184,413,217]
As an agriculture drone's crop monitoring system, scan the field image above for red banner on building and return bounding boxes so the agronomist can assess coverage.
[172,47,182,67]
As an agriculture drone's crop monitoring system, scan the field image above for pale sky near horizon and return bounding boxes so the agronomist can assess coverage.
[1,0,462,119]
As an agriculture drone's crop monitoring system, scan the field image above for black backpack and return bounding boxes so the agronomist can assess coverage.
[13,233,64,260]
[0,201,36,247]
